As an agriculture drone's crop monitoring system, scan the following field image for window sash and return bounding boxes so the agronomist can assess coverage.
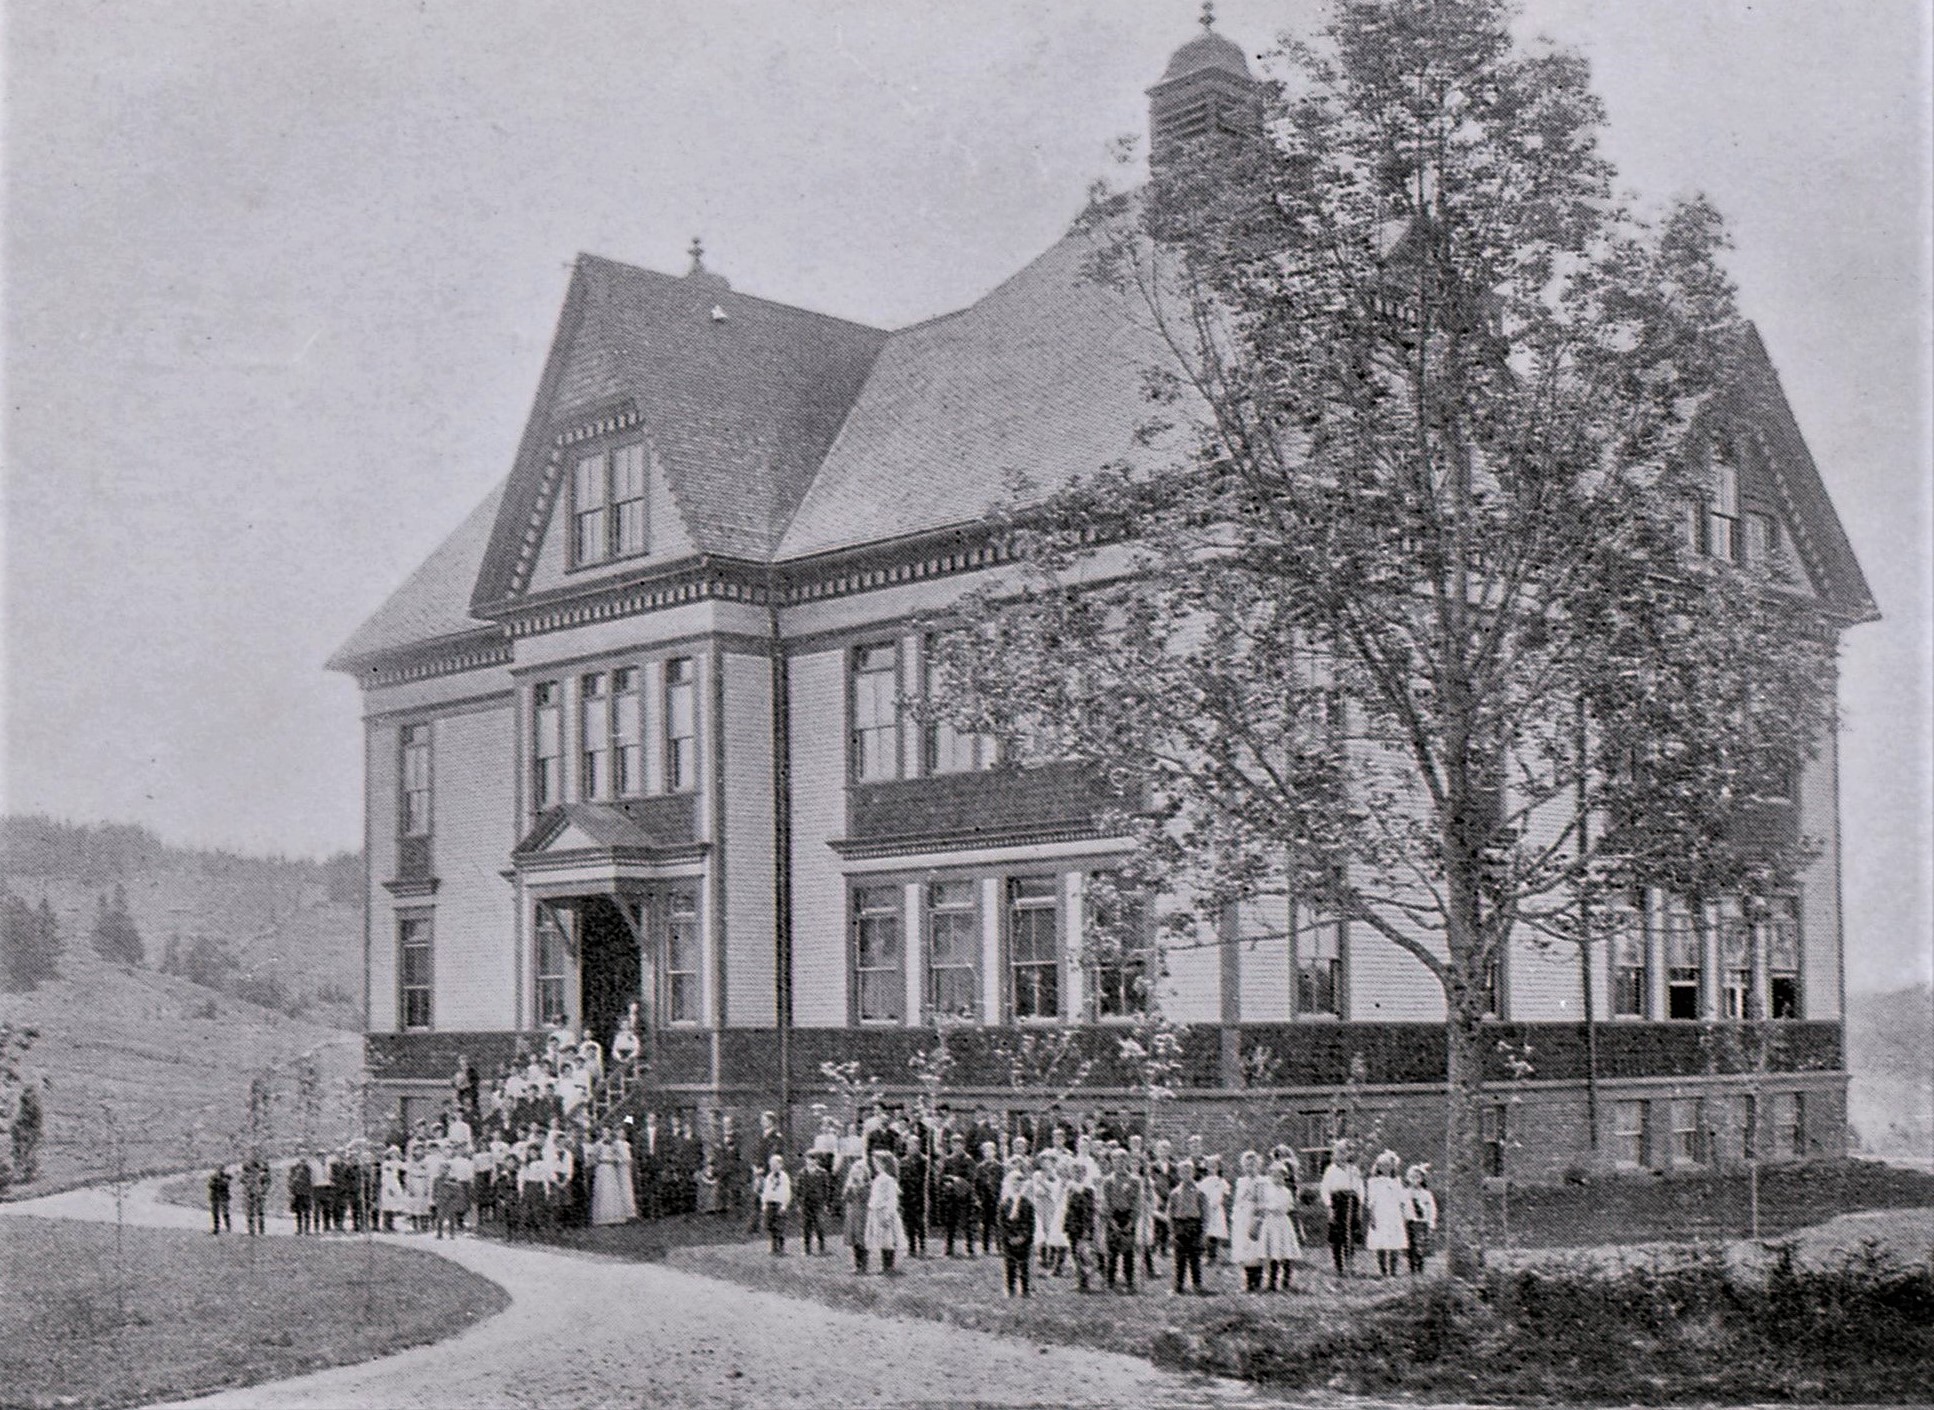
[854,886,904,1023]
[1612,1100,1645,1166]
[1672,1098,1703,1163]
[533,684,563,810]
[613,670,643,796]
[401,725,432,837]
[665,659,696,792]
[399,917,432,1030]
[666,890,701,1024]
[580,674,610,800]
[1009,878,1059,1019]
[612,444,647,556]
[534,910,570,1027]
[926,883,979,1019]
[852,645,900,782]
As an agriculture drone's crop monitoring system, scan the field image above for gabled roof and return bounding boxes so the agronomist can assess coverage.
[512,802,683,858]
[1726,324,1879,624]
[775,211,1191,560]
[326,474,509,670]
[471,255,889,611]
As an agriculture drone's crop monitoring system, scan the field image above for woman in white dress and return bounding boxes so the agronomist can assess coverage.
[1230,1149,1264,1292]
[864,1149,910,1273]
[379,1144,407,1233]
[589,1126,630,1226]
[1363,1149,1409,1277]
[404,1138,433,1232]
[1258,1160,1301,1290]
[1197,1152,1231,1263]
[1040,1156,1071,1274]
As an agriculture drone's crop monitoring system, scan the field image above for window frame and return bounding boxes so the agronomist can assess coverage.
[532,680,563,813]
[1611,1098,1647,1169]
[1609,898,1648,1019]
[1292,901,1346,1020]
[664,657,697,794]
[533,905,572,1030]
[1087,874,1151,1023]
[850,641,903,784]
[923,638,993,775]
[400,722,433,840]
[852,883,906,1024]
[924,879,980,1022]
[1006,874,1062,1022]
[566,439,650,571]
[1664,899,1702,1021]
[1670,1096,1704,1167]
[579,671,611,802]
[665,887,702,1025]
[612,666,644,798]
[1768,893,1803,1019]
[397,911,433,1032]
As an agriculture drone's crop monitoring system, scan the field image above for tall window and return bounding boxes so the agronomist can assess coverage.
[1671,1097,1704,1165]
[851,644,901,782]
[398,915,432,1030]
[1709,1094,1753,1164]
[1610,901,1647,1018]
[580,673,610,801]
[925,643,992,774]
[1708,451,1740,563]
[534,908,570,1028]
[1088,875,1148,1019]
[665,658,696,792]
[1295,914,1344,1017]
[1773,1091,1805,1157]
[1769,895,1802,1018]
[1664,899,1701,1020]
[532,682,563,811]
[570,442,649,567]
[1008,876,1060,1019]
[925,881,980,1019]
[1611,1099,1647,1168]
[853,885,904,1023]
[613,667,643,796]
[400,723,432,838]
[666,889,701,1023]
[1719,899,1752,1019]
[1482,1102,1507,1177]
[1744,511,1779,567]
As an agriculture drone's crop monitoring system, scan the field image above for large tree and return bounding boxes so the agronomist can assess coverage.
[931,0,1834,1278]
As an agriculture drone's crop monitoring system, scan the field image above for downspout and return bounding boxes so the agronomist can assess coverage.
[1577,697,1598,1150]
[768,572,794,1126]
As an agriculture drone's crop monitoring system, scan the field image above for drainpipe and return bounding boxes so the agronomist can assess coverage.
[769,575,794,1128]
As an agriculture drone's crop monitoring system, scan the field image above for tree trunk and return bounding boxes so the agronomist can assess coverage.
[1442,1004,1489,1281]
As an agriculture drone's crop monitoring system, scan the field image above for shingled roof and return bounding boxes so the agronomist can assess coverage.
[469,255,889,611]
[775,213,1192,560]
[326,474,509,671]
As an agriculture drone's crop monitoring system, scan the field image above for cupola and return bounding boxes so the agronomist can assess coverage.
[1148,2,1261,166]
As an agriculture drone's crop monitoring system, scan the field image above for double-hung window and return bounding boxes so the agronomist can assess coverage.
[398,915,432,1030]
[1611,1099,1646,1168]
[1769,896,1802,1018]
[534,907,570,1028]
[925,642,993,774]
[1610,900,1647,1017]
[851,644,901,782]
[1089,877,1149,1019]
[400,724,432,838]
[665,658,696,793]
[1671,1097,1704,1165]
[1295,912,1344,1018]
[1773,1092,1805,1157]
[853,885,904,1023]
[580,672,611,801]
[1664,899,1701,1020]
[1708,452,1740,563]
[1008,876,1060,1019]
[666,889,701,1024]
[532,682,563,811]
[570,442,649,568]
[926,881,980,1020]
[1719,899,1752,1020]
[613,667,643,796]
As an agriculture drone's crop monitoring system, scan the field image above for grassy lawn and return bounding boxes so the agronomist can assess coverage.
[0,1218,508,1410]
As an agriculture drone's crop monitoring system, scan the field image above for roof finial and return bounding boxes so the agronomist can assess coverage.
[1199,0,1216,31]
[687,236,706,275]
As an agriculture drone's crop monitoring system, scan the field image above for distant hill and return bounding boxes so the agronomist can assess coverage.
[0,940,365,1193]
[0,815,362,1029]
[1848,983,1934,1166]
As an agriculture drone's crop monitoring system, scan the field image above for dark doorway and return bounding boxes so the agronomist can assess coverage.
[578,895,641,1051]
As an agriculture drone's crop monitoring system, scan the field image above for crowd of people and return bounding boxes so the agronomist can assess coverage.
[199,1014,1442,1301]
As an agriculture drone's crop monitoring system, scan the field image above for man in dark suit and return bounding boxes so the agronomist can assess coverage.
[974,1141,1004,1256]
[288,1156,313,1235]
[1099,1151,1140,1292]
[631,1114,659,1220]
[939,1132,978,1256]
[899,1132,928,1256]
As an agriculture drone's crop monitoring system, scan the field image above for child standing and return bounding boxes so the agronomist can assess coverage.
[1319,1141,1365,1276]
[1197,1153,1230,1264]
[797,1151,831,1255]
[207,1165,232,1234]
[842,1154,873,1272]
[1402,1164,1438,1275]
[1364,1150,1408,1278]
[997,1164,1036,1298]
[1166,1157,1205,1294]
[760,1153,793,1255]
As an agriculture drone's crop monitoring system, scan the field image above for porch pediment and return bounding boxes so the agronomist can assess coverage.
[510,800,705,891]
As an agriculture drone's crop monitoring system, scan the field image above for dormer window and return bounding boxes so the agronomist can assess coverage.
[570,442,649,568]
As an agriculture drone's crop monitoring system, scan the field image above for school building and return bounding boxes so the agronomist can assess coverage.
[328,18,1876,1181]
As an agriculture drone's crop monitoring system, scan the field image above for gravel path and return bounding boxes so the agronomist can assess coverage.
[3,1178,1258,1410]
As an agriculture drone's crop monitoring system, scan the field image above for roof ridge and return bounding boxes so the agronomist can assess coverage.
[572,251,890,336]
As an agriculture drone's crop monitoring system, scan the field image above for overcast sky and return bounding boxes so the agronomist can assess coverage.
[3,0,1928,993]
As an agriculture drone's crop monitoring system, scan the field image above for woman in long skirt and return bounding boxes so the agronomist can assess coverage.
[865,1150,910,1274]
[589,1127,631,1226]
[1258,1160,1301,1289]
[1197,1153,1231,1264]
[841,1154,874,1272]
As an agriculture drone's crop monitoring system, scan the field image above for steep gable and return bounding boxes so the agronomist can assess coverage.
[472,255,888,612]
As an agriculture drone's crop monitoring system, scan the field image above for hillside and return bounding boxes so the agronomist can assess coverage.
[0,815,362,1028]
[0,941,365,1193]
[1848,983,1934,1165]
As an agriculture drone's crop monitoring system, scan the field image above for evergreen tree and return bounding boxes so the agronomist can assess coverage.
[91,887,144,967]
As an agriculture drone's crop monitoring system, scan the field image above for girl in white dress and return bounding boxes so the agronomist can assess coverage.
[379,1144,407,1233]
[404,1139,433,1232]
[1364,1149,1409,1276]
[865,1150,909,1273]
[1041,1157,1071,1274]
[1197,1153,1231,1263]
[1230,1149,1265,1292]
[1258,1160,1301,1290]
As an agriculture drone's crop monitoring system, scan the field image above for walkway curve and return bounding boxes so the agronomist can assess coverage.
[3,1177,1258,1410]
